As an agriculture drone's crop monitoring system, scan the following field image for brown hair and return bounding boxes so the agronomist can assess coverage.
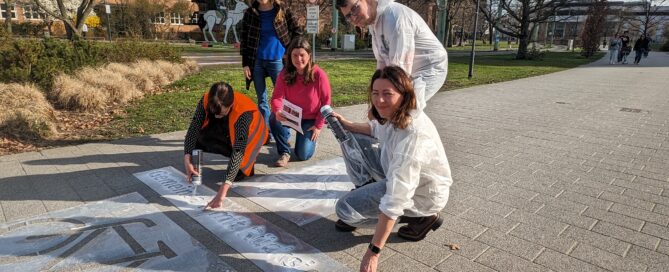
[368,66,416,129]
[284,36,315,85]
[207,82,234,115]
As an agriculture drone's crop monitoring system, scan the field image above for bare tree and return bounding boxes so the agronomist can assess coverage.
[580,0,608,57]
[475,0,504,47]
[491,0,567,59]
[626,0,667,37]
[32,0,97,39]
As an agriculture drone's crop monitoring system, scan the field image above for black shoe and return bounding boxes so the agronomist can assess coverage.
[335,219,357,232]
[397,214,443,241]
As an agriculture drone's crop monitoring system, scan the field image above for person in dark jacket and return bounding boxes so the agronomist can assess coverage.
[618,30,631,64]
[240,0,301,134]
[633,35,651,65]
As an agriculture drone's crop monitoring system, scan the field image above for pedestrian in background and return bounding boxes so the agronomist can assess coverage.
[618,30,631,64]
[240,0,301,136]
[608,34,621,65]
[270,37,332,167]
[633,35,651,65]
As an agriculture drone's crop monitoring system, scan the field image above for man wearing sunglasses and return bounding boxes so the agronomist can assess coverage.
[336,0,448,112]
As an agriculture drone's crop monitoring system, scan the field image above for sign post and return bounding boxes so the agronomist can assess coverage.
[104,1,112,41]
[306,4,319,61]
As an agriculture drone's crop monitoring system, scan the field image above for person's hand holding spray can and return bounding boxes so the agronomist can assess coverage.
[191,149,203,196]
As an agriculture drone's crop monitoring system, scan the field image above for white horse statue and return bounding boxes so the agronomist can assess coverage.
[202,9,224,43]
[201,0,248,44]
[223,0,248,44]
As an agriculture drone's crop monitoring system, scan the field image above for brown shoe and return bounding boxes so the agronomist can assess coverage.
[397,214,443,241]
[275,153,290,167]
[335,219,357,232]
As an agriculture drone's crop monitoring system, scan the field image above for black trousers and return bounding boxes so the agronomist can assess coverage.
[196,117,232,157]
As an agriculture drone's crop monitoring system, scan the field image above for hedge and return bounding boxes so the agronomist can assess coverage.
[0,36,183,91]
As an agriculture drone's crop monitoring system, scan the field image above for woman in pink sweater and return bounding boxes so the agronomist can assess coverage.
[270,37,332,167]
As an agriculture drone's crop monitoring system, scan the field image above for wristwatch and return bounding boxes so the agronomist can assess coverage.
[368,243,382,254]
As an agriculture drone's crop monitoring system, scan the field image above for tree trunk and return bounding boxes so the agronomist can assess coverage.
[447,24,454,47]
[489,24,494,45]
[3,0,12,34]
[515,3,532,59]
[516,21,531,59]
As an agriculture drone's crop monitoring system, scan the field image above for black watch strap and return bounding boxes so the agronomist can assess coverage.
[368,243,382,254]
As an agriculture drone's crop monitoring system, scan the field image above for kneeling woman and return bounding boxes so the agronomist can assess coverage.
[183,82,269,209]
[269,37,332,167]
[329,66,452,272]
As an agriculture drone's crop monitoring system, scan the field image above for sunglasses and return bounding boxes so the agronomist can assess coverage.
[343,0,361,23]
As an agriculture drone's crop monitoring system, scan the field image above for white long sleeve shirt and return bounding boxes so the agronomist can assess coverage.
[370,110,452,219]
[370,0,448,82]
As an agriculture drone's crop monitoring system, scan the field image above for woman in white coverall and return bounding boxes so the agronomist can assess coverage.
[329,66,452,272]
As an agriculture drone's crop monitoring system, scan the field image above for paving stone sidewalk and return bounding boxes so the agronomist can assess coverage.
[1,52,668,271]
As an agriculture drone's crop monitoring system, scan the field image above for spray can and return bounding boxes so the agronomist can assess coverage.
[192,149,203,186]
[320,105,350,143]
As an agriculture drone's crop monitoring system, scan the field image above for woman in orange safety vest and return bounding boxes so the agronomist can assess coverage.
[183,82,269,208]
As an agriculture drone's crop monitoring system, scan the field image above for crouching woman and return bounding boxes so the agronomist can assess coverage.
[329,66,452,272]
[183,82,269,209]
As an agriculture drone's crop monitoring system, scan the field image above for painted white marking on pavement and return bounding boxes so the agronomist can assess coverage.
[233,158,354,226]
[0,192,233,271]
[134,166,350,272]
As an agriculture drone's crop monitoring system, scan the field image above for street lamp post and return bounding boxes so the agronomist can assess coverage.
[468,0,481,79]
[332,0,338,50]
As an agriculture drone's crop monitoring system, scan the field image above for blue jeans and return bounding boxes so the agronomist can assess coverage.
[253,59,283,130]
[269,114,316,161]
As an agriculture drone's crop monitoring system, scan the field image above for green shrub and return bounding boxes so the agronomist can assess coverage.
[11,21,47,36]
[0,37,182,91]
[526,46,546,60]
[661,40,669,52]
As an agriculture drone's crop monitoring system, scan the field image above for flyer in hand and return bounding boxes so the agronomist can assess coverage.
[281,98,304,134]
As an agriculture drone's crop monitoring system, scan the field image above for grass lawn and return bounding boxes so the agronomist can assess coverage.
[108,51,603,137]
[447,40,518,51]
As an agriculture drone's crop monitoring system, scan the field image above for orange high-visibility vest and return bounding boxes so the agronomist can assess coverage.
[202,91,268,176]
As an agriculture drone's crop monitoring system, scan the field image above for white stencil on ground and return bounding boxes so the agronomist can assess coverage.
[0,192,234,271]
[233,158,354,226]
[134,166,350,272]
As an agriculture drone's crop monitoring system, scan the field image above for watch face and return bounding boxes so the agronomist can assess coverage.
[368,243,381,254]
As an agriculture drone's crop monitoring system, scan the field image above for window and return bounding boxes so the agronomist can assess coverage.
[0,3,17,20]
[23,5,45,20]
[153,12,165,24]
[170,13,182,25]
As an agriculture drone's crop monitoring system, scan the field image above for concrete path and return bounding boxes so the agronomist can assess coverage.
[1,52,668,271]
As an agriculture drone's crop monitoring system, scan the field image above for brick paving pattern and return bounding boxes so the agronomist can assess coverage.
[1,52,668,271]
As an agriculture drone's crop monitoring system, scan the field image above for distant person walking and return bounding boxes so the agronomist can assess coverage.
[618,31,631,64]
[633,35,651,65]
[608,34,621,65]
